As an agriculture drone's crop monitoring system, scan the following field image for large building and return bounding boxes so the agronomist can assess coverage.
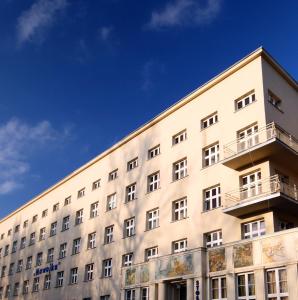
[0,47,298,300]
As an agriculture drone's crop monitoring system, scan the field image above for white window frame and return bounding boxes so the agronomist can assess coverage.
[127,157,138,171]
[39,227,46,241]
[141,287,149,300]
[201,112,218,129]
[85,263,94,281]
[72,238,81,255]
[109,169,118,181]
[47,248,54,263]
[32,277,39,292]
[26,256,32,269]
[235,92,256,111]
[59,243,67,259]
[44,274,51,289]
[173,198,187,221]
[29,232,36,245]
[173,158,187,181]
[173,238,187,253]
[205,230,223,248]
[172,130,187,145]
[50,222,57,236]
[103,259,112,277]
[268,91,282,111]
[237,272,256,300]
[105,226,114,244]
[17,260,23,273]
[36,252,43,266]
[243,219,265,239]
[241,171,262,199]
[56,271,64,287]
[204,185,221,211]
[64,196,71,206]
[125,289,136,300]
[77,188,85,198]
[90,201,99,218]
[266,267,288,300]
[70,268,78,285]
[237,124,259,153]
[148,172,160,192]
[53,203,59,212]
[148,145,160,159]
[126,183,137,202]
[12,241,17,253]
[124,218,135,238]
[203,143,220,167]
[20,237,26,249]
[211,276,227,300]
[23,280,29,295]
[147,209,159,230]
[122,253,133,267]
[75,209,83,225]
[107,193,117,210]
[145,246,158,261]
[62,216,70,231]
[88,232,96,249]
[92,179,101,190]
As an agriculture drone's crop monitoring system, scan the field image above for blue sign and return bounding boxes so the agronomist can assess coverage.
[34,262,59,276]
[195,280,200,300]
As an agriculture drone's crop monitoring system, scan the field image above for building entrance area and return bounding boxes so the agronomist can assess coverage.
[166,279,187,300]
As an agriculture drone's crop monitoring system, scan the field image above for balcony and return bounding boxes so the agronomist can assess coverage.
[223,175,298,217]
[222,123,298,170]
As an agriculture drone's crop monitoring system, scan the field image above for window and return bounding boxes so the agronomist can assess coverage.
[127,157,138,171]
[44,274,51,290]
[85,263,94,281]
[122,253,133,267]
[146,208,159,230]
[39,227,46,241]
[62,215,70,231]
[141,287,149,300]
[29,232,36,245]
[72,238,81,255]
[125,289,136,300]
[75,209,84,225]
[237,272,255,300]
[5,285,10,298]
[145,246,158,261]
[26,256,32,269]
[148,172,160,192]
[53,202,59,212]
[50,222,57,236]
[15,225,20,233]
[90,201,99,218]
[1,266,6,277]
[0,247,2,258]
[107,193,117,210]
[32,277,39,292]
[42,209,48,218]
[92,179,101,190]
[173,198,187,221]
[17,260,23,273]
[36,252,43,266]
[204,185,221,211]
[241,171,262,199]
[13,282,19,297]
[100,296,110,300]
[268,90,282,111]
[7,229,12,236]
[8,263,14,276]
[109,169,118,181]
[12,240,17,253]
[88,232,96,249]
[103,259,112,277]
[1,233,4,240]
[23,280,29,295]
[278,220,294,231]
[4,245,9,256]
[0,287,2,298]
[237,124,259,152]
[32,214,38,223]
[105,226,114,244]
[266,268,288,300]
[124,217,135,238]
[78,188,85,198]
[205,230,222,248]
[201,112,218,129]
[59,243,67,259]
[148,145,160,159]
[173,239,187,253]
[70,268,78,285]
[211,276,227,300]
[47,248,54,263]
[203,143,220,167]
[243,219,265,239]
[64,196,71,206]
[173,158,187,181]
[172,130,187,145]
[23,220,28,228]
[56,271,64,287]
[20,237,26,249]
[126,183,137,202]
[235,92,256,111]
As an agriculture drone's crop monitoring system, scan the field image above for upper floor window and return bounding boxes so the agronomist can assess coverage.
[75,209,83,225]
[104,226,114,244]
[50,222,57,236]
[77,188,85,199]
[107,193,117,211]
[32,215,38,223]
[44,274,51,290]
[87,232,96,249]
[47,248,54,263]
[205,230,222,248]
[85,263,94,281]
[127,158,138,171]
[20,237,26,249]
[203,143,220,167]
[72,238,81,255]
[204,185,221,211]
[172,238,187,253]
[145,246,158,261]
[39,227,46,241]
[12,241,17,253]
[102,259,112,277]
[146,208,159,230]
[109,169,118,181]
[172,198,187,221]
[42,209,48,218]
[36,252,43,266]
[172,129,187,145]
[124,217,135,238]
[56,271,64,287]
[235,92,256,111]
[62,216,70,231]
[70,267,78,285]
[122,253,133,267]
[243,219,265,239]
[241,170,261,199]
[23,280,29,295]
[7,229,12,236]
[126,183,137,202]
[92,179,101,190]
[211,276,227,300]
[14,225,20,233]
[237,272,256,300]
[268,90,282,111]
[266,268,288,300]
[173,158,187,181]
[64,196,71,206]
[53,203,59,212]
[29,232,36,245]
[90,202,99,218]
[23,220,28,228]
[125,289,136,300]
[59,243,67,259]
[148,145,160,159]
[148,171,160,192]
[201,112,218,129]
[237,124,259,152]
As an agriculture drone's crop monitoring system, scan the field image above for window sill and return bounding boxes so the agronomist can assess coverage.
[201,206,222,214]
[171,217,189,223]
[171,175,189,183]
[201,161,220,170]
[146,187,161,195]
[234,99,257,113]
[144,226,160,232]
[200,121,219,132]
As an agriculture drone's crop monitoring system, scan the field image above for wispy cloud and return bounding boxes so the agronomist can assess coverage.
[0,118,71,195]
[98,26,113,42]
[146,0,222,30]
[16,0,67,45]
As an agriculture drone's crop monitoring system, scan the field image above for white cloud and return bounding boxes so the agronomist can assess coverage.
[98,26,113,42]
[16,0,67,45]
[0,118,71,195]
[146,0,222,30]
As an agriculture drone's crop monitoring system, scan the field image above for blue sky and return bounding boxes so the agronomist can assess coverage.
[0,0,297,219]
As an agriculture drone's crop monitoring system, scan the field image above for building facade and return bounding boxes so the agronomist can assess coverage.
[0,47,297,300]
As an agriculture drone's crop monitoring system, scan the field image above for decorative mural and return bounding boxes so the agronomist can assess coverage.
[125,268,136,286]
[140,265,149,283]
[155,253,193,280]
[209,248,226,272]
[233,242,253,268]
[262,239,286,263]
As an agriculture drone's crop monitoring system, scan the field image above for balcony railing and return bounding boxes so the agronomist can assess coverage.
[224,175,298,209]
[223,122,298,160]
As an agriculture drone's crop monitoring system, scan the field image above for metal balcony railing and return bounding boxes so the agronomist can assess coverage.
[223,122,298,160]
[224,175,298,209]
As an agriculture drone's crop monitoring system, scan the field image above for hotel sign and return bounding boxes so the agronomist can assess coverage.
[34,262,59,276]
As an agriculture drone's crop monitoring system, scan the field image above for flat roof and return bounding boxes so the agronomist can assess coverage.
[1,47,297,224]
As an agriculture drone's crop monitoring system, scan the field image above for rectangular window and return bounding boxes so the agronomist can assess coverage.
[141,287,149,300]
[148,145,160,159]
[42,209,48,218]
[64,196,71,206]
[203,143,220,167]
[205,230,222,248]
[72,238,81,255]
[1,266,6,277]
[23,280,29,295]
[241,171,262,199]
[235,92,256,111]
[204,185,221,211]
[36,252,43,266]
[148,172,160,192]
[62,216,70,231]
[70,268,78,285]
[90,201,99,218]
[124,217,135,238]
[173,238,187,253]
[29,232,36,245]
[268,90,282,111]
[7,229,12,236]
[20,237,26,249]
[127,157,138,171]
[211,276,227,300]
[13,282,19,296]
[126,183,137,202]
[12,241,17,253]
[243,219,265,239]
[75,209,83,225]
[237,272,255,300]
[92,179,101,190]
[50,222,57,236]
[32,214,38,223]
[105,226,114,244]
[103,259,112,277]
[14,225,20,233]
[100,296,110,300]
[125,289,136,300]
[39,227,46,241]
[23,220,28,228]
[88,232,96,249]
[56,271,64,287]
[107,193,117,210]
[8,263,14,276]
[172,130,187,145]
[17,260,23,273]
[32,277,39,292]
[26,256,32,270]
[109,169,118,181]
[4,245,9,256]
[237,124,259,152]
[59,243,67,259]
[53,203,59,212]
[146,208,159,230]
[173,158,187,181]
[173,198,187,221]
[47,248,54,263]
[266,268,288,300]
[44,274,51,290]
[85,263,94,281]
[122,253,133,267]
[77,188,85,198]
[201,112,218,129]
[145,246,158,261]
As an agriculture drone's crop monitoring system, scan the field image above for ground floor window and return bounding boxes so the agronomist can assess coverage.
[211,276,227,300]
[141,287,149,300]
[237,272,255,300]
[266,267,288,300]
[125,289,136,300]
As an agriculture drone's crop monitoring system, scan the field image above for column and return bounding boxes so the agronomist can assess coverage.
[149,283,157,300]
[158,282,166,300]
[254,269,266,300]
[187,278,194,300]
[287,264,298,299]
